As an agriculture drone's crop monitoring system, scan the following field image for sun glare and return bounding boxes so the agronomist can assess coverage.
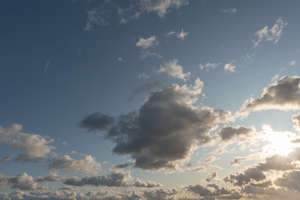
[262,125,297,156]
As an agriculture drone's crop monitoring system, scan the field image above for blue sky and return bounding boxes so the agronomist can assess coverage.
[1,0,300,199]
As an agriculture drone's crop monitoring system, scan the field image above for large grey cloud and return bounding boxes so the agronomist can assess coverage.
[0,124,54,162]
[239,76,300,116]
[80,80,232,170]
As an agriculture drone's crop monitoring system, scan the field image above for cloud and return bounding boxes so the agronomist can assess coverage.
[230,157,247,166]
[0,124,54,162]
[136,36,158,49]
[158,59,191,80]
[48,154,102,175]
[84,8,110,31]
[239,76,300,116]
[81,79,232,170]
[224,63,236,72]
[206,172,217,182]
[64,171,130,187]
[221,8,238,14]
[225,151,300,187]
[139,0,190,17]
[187,184,242,199]
[253,17,287,47]
[292,113,300,132]
[143,189,177,200]
[138,72,150,80]
[276,170,300,192]
[80,112,115,132]
[129,80,162,101]
[290,60,296,66]
[199,62,218,71]
[218,126,255,142]
[64,170,161,188]
[36,172,63,182]
[0,173,46,191]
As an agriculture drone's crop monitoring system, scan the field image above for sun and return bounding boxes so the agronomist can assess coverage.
[262,125,297,156]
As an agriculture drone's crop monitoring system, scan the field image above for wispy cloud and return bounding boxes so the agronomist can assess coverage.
[253,17,288,47]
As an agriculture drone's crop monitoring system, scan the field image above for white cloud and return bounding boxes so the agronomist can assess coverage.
[136,36,158,49]
[253,17,288,47]
[200,62,218,71]
[49,154,102,175]
[224,63,236,72]
[140,0,190,17]
[158,59,191,80]
[0,124,54,162]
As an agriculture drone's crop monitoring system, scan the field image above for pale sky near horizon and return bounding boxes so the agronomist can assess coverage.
[1,0,300,199]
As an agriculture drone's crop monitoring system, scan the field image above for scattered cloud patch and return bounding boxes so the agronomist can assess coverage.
[136,36,158,49]
[253,17,287,47]
[224,63,236,72]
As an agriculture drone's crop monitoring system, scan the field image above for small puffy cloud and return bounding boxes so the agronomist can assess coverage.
[81,79,232,170]
[290,60,296,66]
[199,62,218,71]
[239,76,300,116]
[133,178,162,188]
[224,63,236,72]
[136,36,158,49]
[48,154,102,175]
[80,112,115,132]
[0,124,54,162]
[158,59,191,80]
[253,17,287,47]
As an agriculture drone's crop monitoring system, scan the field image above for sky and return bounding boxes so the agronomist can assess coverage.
[1,0,300,199]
